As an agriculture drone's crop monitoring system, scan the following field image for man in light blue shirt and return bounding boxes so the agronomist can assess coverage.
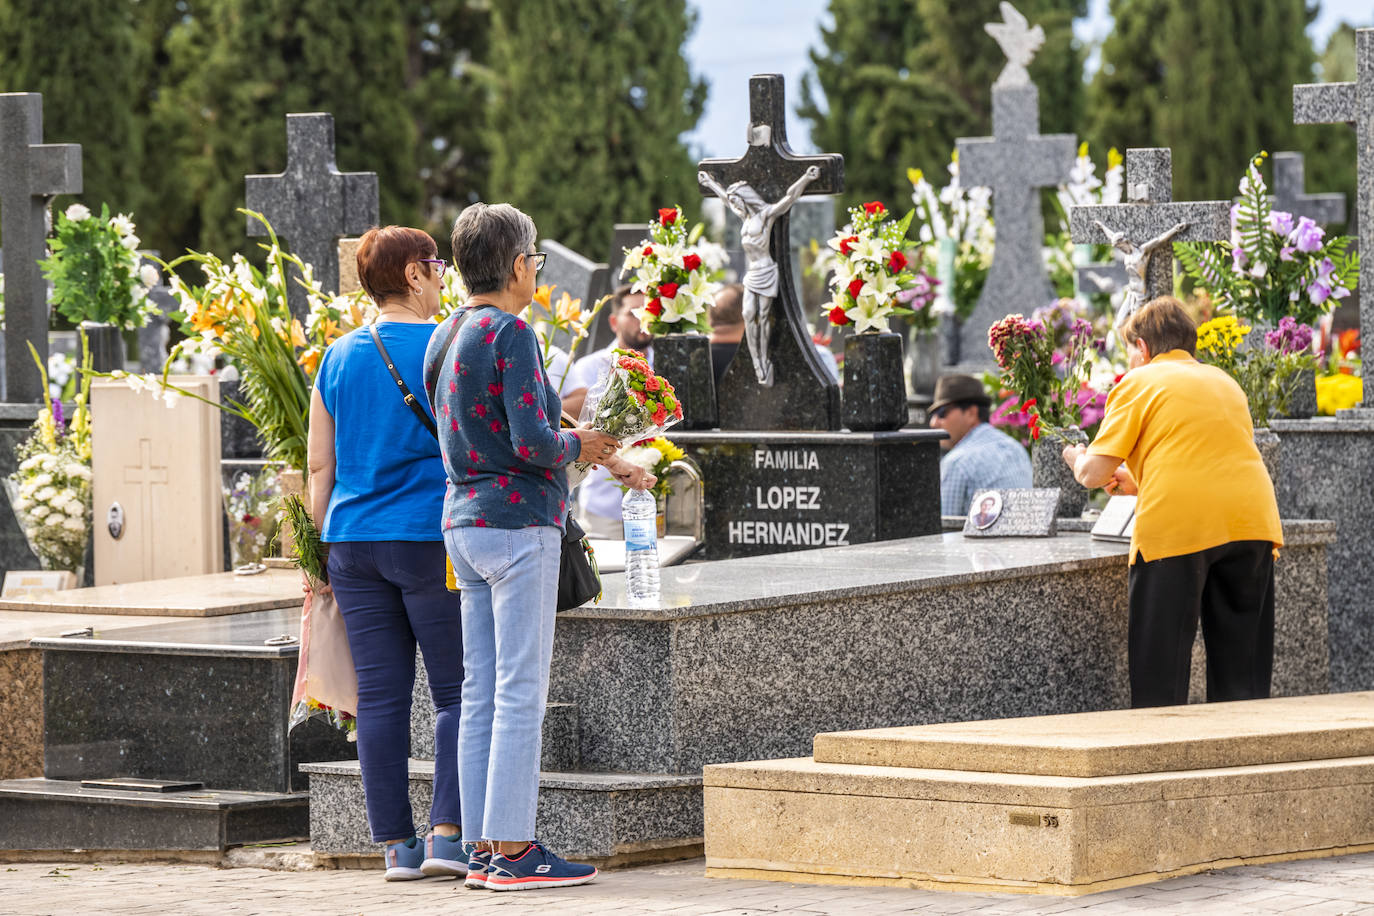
[930,374,1032,517]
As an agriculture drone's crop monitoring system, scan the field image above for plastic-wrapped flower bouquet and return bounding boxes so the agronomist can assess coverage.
[577,348,684,470]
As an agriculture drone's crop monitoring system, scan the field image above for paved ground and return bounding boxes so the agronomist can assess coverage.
[3,851,1374,915]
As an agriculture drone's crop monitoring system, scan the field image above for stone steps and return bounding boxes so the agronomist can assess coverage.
[301,759,702,862]
[0,779,308,852]
[704,693,1374,895]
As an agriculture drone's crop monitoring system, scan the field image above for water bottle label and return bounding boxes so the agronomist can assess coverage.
[623,518,656,551]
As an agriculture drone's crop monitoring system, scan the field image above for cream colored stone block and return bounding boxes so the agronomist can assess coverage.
[813,692,1374,777]
[0,569,303,617]
[704,754,1374,893]
[91,376,223,585]
[338,238,362,295]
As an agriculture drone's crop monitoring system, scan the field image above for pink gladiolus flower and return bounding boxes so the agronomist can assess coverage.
[1289,217,1324,253]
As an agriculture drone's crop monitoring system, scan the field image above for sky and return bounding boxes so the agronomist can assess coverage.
[683,0,1374,160]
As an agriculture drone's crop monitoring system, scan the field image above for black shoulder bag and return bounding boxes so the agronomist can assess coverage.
[378,310,601,613]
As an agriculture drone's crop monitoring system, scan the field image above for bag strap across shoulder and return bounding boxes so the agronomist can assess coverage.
[369,323,438,439]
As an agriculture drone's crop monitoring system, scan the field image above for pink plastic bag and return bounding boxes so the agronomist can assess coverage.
[288,585,358,736]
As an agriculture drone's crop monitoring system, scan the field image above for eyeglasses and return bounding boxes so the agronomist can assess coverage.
[419,258,447,278]
[930,406,950,420]
[521,251,547,272]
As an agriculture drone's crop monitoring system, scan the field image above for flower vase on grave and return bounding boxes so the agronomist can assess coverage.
[277,468,304,559]
[1282,367,1319,420]
[1031,427,1089,520]
[653,333,717,430]
[1253,427,1280,491]
[842,331,906,432]
[223,466,281,569]
[79,322,124,373]
[904,328,941,401]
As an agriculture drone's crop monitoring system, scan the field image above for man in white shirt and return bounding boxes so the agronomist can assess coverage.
[562,285,654,537]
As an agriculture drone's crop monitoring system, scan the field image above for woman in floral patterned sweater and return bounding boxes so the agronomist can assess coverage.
[426,202,653,891]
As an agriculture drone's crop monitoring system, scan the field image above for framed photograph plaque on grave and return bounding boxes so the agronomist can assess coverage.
[961,489,1058,538]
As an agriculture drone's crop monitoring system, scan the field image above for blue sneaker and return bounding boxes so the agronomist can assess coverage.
[464,844,493,889]
[486,841,598,891]
[420,832,469,877]
[383,836,425,881]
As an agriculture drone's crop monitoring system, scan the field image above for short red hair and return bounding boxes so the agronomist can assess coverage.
[355,226,438,302]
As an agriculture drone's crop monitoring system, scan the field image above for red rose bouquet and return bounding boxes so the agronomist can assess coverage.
[822,200,922,332]
[620,206,725,335]
[576,347,684,469]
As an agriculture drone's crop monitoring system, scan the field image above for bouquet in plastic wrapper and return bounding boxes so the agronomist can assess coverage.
[576,348,684,471]
[283,494,357,737]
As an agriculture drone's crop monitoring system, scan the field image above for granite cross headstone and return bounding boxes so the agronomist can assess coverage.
[0,93,81,404]
[696,73,844,430]
[1294,27,1372,409]
[1069,148,1231,311]
[245,113,378,324]
[955,4,1076,367]
[1269,151,1347,227]
[135,256,177,372]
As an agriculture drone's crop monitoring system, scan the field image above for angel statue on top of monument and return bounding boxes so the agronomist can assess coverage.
[698,163,821,387]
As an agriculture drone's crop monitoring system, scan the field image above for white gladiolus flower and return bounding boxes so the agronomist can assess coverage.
[111,214,136,236]
[64,203,91,222]
[162,388,183,409]
[620,247,646,275]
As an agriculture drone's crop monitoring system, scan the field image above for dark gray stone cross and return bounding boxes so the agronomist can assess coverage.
[1294,27,1371,410]
[696,73,844,431]
[0,93,81,404]
[1069,148,1231,305]
[1269,151,1346,227]
[245,113,378,324]
[956,83,1076,366]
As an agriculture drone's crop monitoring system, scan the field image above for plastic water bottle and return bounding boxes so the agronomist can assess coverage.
[622,488,660,606]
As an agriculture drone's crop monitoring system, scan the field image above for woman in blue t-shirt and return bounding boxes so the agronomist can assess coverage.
[306,225,466,880]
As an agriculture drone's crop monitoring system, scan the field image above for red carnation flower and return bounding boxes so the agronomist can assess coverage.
[862,201,886,216]
[658,282,680,300]
[653,406,668,426]
[828,306,851,326]
[888,250,908,273]
[658,207,678,225]
[645,298,663,316]
[838,235,859,255]
[682,253,702,272]
[646,375,661,392]
[847,278,865,300]
[632,389,648,405]
[643,245,654,256]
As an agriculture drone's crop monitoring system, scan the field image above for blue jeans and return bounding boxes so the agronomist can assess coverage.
[328,540,463,843]
[444,525,560,843]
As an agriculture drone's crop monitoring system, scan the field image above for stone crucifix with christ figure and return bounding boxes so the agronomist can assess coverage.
[696,74,845,431]
[1069,148,1231,323]
[245,113,378,325]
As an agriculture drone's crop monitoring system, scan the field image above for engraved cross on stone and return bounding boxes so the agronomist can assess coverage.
[955,79,1075,365]
[1069,148,1231,302]
[696,74,845,431]
[1269,152,1346,227]
[0,93,82,404]
[245,113,378,324]
[1294,27,1372,410]
[124,439,168,581]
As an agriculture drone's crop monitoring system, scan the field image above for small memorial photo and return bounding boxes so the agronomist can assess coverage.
[968,492,1003,531]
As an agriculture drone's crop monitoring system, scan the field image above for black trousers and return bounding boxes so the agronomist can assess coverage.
[1126,540,1275,708]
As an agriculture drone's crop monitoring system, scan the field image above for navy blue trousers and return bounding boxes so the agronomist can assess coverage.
[328,540,462,842]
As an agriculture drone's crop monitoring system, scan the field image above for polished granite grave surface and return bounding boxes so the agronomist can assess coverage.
[30,605,304,657]
[0,569,302,617]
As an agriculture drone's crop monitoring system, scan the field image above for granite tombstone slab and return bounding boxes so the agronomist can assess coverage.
[245,113,378,324]
[1269,151,1347,226]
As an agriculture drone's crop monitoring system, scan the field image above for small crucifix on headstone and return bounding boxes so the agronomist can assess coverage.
[1069,148,1231,324]
[955,2,1076,366]
[245,113,378,324]
[696,74,844,430]
[1294,27,1372,410]
[1269,152,1347,227]
[0,93,82,404]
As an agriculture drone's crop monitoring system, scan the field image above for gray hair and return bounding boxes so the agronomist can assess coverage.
[450,202,537,295]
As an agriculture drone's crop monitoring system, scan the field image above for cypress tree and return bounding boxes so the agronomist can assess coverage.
[0,0,142,229]
[483,0,706,255]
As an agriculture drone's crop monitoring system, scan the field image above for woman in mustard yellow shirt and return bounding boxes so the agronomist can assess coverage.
[1062,297,1283,708]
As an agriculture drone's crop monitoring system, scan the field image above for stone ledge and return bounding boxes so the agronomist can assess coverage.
[1273,416,1374,433]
